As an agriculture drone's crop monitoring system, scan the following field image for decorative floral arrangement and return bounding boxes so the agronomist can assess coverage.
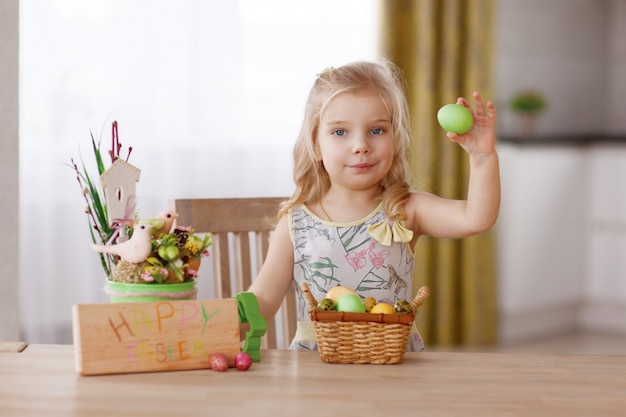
[110,226,212,284]
[69,121,212,284]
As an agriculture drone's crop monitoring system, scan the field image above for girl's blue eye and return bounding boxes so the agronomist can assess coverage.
[333,129,346,136]
[371,128,382,135]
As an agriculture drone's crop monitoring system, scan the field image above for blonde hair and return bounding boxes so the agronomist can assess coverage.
[278,60,413,222]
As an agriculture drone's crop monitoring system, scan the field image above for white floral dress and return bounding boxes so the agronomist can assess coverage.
[288,202,425,351]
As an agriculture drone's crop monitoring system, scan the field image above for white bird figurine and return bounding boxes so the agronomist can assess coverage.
[92,221,153,264]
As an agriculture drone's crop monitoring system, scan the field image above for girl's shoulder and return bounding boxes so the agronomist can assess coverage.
[403,190,443,228]
[404,190,437,209]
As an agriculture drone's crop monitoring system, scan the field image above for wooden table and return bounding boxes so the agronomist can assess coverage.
[1,344,625,416]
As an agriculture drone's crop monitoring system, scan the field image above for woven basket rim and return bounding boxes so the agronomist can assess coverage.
[310,310,415,325]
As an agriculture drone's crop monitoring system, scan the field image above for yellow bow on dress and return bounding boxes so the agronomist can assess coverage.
[367,221,413,246]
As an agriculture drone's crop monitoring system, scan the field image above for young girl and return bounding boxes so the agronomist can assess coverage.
[248,60,499,351]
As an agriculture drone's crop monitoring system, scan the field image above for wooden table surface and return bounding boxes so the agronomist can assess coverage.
[1,344,625,416]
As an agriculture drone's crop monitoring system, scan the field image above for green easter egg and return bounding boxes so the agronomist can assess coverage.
[336,294,366,313]
[437,104,474,134]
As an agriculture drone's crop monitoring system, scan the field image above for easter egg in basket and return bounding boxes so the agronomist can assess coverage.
[336,294,366,313]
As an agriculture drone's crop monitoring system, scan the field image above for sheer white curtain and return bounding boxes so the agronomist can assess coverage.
[19,0,378,343]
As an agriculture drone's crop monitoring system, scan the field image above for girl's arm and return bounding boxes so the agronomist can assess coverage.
[246,215,295,322]
[408,91,500,239]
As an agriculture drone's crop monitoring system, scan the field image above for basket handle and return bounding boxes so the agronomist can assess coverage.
[411,286,430,313]
[301,282,318,320]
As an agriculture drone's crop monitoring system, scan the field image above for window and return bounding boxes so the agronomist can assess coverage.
[19,0,378,343]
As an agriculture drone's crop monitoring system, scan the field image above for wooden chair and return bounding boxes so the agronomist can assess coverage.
[170,197,296,349]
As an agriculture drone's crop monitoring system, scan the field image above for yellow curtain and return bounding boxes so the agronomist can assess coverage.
[379,0,497,348]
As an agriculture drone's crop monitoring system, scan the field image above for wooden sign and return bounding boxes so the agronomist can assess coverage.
[72,298,240,376]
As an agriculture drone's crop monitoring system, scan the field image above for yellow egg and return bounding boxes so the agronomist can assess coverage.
[326,285,358,303]
[363,297,377,312]
[369,302,395,315]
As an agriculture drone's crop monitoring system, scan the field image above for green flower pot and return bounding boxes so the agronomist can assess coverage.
[106,280,198,303]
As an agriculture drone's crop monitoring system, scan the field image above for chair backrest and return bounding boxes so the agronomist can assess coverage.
[170,197,296,349]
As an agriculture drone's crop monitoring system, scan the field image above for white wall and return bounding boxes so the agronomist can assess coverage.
[16,0,378,344]
[496,0,626,137]
[0,0,20,342]
[495,0,626,342]
[607,0,626,134]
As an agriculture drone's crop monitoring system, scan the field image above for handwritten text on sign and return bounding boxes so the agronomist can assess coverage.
[72,299,240,376]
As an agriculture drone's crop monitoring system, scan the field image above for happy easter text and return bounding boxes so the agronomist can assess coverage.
[107,301,221,364]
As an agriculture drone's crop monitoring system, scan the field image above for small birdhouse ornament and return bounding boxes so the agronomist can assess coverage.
[99,159,141,233]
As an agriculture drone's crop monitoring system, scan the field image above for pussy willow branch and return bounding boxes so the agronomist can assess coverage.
[71,157,113,277]
[71,158,103,242]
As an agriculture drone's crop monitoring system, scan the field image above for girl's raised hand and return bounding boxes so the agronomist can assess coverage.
[447,91,496,156]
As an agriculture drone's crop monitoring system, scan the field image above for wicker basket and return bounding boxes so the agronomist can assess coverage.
[301,282,430,364]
